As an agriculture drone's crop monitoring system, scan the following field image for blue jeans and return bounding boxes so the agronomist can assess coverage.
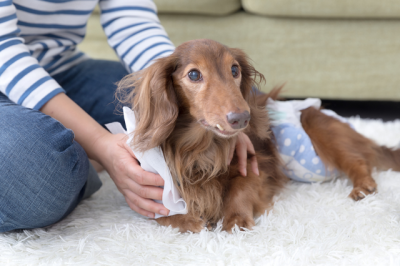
[0,59,128,232]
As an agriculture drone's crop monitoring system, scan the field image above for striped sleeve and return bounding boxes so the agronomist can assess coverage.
[0,1,64,110]
[99,0,175,72]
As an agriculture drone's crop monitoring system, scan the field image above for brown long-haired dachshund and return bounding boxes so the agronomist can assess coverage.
[117,39,400,233]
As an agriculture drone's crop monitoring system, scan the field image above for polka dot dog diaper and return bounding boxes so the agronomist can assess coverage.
[267,98,348,183]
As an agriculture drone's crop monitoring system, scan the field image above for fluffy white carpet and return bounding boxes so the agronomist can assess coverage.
[1,117,400,266]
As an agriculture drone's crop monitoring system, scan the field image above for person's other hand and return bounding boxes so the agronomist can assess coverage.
[228,132,259,177]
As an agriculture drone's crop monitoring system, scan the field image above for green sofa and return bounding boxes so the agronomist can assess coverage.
[78,0,400,100]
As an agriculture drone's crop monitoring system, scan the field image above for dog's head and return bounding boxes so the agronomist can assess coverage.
[118,39,266,151]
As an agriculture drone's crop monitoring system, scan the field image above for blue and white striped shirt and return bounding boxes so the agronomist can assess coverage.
[0,0,175,110]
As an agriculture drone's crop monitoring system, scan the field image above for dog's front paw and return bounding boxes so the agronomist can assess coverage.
[222,213,255,232]
[156,215,206,233]
[349,178,377,201]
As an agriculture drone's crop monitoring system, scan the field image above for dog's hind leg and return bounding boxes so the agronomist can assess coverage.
[301,107,377,200]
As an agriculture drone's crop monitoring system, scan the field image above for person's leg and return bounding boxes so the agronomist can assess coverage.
[0,93,101,232]
[52,59,129,128]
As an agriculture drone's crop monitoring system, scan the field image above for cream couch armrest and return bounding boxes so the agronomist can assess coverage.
[242,0,400,18]
[154,0,241,15]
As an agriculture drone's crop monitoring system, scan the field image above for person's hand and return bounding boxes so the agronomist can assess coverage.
[38,93,169,218]
[95,133,170,218]
[228,132,259,176]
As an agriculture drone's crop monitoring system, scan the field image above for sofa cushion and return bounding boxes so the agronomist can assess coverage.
[242,0,400,18]
[154,0,241,16]
[80,12,400,100]
[157,12,400,100]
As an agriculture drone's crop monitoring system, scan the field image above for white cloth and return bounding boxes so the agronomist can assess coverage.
[267,98,345,182]
[266,98,322,128]
[105,107,187,218]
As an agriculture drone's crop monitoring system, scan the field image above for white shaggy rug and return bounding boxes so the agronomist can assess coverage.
[1,117,400,266]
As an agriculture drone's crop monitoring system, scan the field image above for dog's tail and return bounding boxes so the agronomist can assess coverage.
[374,145,400,172]
[255,83,285,107]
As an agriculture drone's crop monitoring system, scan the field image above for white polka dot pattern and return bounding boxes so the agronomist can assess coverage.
[284,138,291,146]
[299,145,305,153]
[267,98,343,183]
[271,123,339,183]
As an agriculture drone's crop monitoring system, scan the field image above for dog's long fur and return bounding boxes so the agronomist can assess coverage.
[117,39,286,232]
[117,39,400,232]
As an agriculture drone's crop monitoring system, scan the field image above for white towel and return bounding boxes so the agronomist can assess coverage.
[105,107,188,218]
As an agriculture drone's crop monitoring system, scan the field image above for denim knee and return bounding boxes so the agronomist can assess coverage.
[0,99,96,232]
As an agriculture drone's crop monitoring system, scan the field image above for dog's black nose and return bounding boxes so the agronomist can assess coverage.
[226,111,250,129]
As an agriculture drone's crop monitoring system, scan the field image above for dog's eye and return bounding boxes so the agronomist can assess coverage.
[188,70,201,81]
[231,65,239,78]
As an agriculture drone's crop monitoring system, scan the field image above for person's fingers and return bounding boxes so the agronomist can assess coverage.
[124,178,164,201]
[243,134,259,176]
[243,134,256,154]
[124,142,137,159]
[228,139,236,165]
[105,135,170,217]
[126,162,165,187]
[249,154,259,176]
[124,189,170,217]
[126,199,155,218]
[121,143,165,186]
[236,135,248,176]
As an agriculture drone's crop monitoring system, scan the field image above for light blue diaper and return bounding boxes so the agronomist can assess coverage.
[267,98,345,183]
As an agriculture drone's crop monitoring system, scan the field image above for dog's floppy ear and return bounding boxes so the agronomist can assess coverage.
[229,48,270,139]
[229,48,265,101]
[117,55,179,152]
